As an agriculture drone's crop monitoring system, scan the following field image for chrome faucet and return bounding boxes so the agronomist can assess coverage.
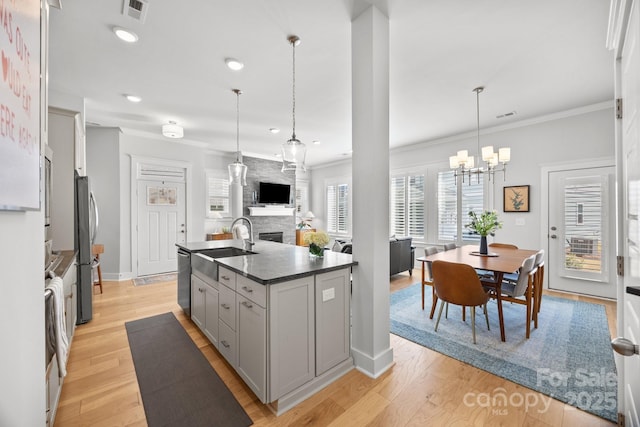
[231,216,255,247]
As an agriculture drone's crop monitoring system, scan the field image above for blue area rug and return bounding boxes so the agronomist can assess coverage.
[390,284,617,422]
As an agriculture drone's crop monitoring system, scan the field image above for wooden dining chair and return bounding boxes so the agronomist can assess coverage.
[422,246,439,316]
[484,254,537,338]
[432,260,491,344]
[489,243,518,249]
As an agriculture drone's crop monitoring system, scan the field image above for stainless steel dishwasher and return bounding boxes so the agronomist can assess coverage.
[177,248,191,315]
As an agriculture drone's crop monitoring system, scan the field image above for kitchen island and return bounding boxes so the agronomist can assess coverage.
[176,239,357,415]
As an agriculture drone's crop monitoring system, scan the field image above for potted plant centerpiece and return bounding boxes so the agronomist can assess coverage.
[303,230,330,258]
[466,210,503,255]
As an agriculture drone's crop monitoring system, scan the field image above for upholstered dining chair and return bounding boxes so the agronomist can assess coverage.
[478,243,519,279]
[432,260,491,344]
[443,242,457,251]
[422,246,439,315]
[483,254,537,339]
[532,250,545,315]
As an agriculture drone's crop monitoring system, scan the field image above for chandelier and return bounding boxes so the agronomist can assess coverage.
[228,89,248,186]
[281,35,306,172]
[450,87,510,183]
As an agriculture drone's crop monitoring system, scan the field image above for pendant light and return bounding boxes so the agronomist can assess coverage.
[228,89,248,186]
[449,86,510,183]
[281,35,306,172]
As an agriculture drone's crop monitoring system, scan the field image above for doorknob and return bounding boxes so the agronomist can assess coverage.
[550,235,557,239]
[611,337,639,356]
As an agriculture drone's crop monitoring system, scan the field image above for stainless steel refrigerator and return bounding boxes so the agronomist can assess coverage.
[75,172,99,324]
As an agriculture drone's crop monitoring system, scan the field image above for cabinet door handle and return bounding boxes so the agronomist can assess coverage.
[241,286,253,293]
[241,301,253,309]
[221,340,230,348]
[221,275,230,281]
[221,303,230,310]
[199,287,204,293]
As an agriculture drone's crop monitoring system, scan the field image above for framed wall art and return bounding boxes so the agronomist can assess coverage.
[504,185,530,212]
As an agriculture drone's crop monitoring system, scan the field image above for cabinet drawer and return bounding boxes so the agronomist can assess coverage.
[218,283,236,330]
[218,320,237,367]
[218,267,236,290]
[237,275,266,307]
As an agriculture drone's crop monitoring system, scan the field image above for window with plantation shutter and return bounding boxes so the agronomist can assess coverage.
[327,182,349,235]
[390,174,424,239]
[205,170,230,217]
[437,171,483,242]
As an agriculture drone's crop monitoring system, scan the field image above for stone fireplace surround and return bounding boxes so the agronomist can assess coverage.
[241,156,296,245]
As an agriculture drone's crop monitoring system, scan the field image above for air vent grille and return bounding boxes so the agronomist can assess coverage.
[123,0,149,22]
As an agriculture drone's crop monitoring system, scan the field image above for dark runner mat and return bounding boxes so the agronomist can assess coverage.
[125,312,253,427]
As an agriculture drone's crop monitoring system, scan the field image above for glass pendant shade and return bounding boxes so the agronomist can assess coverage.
[228,89,248,185]
[282,35,306,173]
[281,136,306,172]
[228,161,247,186]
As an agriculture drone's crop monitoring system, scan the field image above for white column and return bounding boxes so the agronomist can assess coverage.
[350,5,393,378]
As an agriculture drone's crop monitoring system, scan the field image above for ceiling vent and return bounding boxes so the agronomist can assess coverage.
[122,0,149,23]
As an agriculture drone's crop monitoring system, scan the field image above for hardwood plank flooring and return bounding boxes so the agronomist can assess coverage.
[54,273,617,427]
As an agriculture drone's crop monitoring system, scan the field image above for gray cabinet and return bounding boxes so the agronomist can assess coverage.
[191,275,206,330]
[62,256,77,343]
[269,276,315,400]
[203,284,219,347]
[237,294,266,401]
[191,263,352,411]
[315,268,351,375]
[191,274,219,348]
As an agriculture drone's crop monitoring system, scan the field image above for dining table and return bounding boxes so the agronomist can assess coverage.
[417,244,539,342]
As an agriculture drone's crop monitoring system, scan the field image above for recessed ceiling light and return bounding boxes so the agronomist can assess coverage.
[125,94,142,103]
[225,58,244,71]
[269,128,280,134]
[312,140,320,145]
[275,153,282,157]
[113,26,139,43]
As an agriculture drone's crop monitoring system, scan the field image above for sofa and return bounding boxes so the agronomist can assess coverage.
[334,236,415,276]
[390,236,415,276]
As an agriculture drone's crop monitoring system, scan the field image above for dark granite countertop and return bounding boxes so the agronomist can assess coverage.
[178,239,357,285]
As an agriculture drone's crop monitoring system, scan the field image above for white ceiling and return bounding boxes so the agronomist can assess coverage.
[48,0,614,167]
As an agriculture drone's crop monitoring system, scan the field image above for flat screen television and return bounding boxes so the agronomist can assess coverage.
[258,182,291,204]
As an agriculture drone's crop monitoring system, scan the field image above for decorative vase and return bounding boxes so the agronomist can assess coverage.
[309,243,324,258]
[479,235,488,255]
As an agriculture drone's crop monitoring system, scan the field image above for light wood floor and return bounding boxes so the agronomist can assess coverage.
[54,274,617,427]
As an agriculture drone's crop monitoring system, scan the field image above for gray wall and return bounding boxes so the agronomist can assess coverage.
[86,127,121,276]
[310,105,615,252]
[242,156,296,245]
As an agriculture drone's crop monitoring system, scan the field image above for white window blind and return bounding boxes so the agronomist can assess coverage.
[206,171,230,217]
[437,171,483,242]
[327,183,349,234]
[390,174,424,239]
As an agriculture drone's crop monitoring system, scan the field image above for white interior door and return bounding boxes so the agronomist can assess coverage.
[548,166,616,299]
[137,179,186,276]
[616,1,640,423]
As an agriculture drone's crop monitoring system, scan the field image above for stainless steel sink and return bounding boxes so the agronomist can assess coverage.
[198,247,256,258]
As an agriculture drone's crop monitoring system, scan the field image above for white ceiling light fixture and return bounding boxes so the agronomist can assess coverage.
[225,58,244,71]
[269,128,280,134]
[281,35,306,173]
[228,89,248,186]
[125,94,142,103]
[449,87,510,183]
[113,26,139,43]
[162,121,183,139]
